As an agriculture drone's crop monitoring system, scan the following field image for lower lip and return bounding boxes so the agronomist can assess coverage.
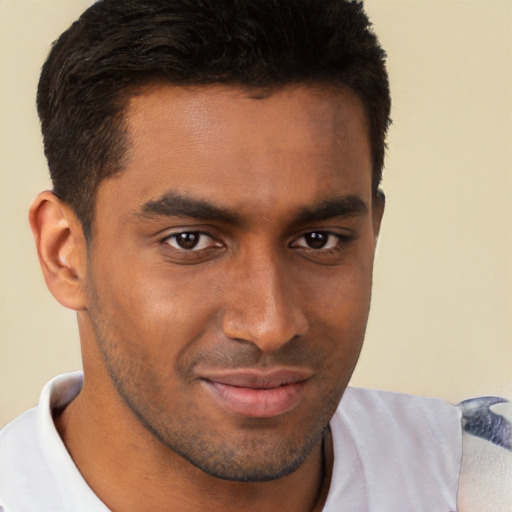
[202,380,306,418]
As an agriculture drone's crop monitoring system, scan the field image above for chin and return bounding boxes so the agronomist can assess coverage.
[183,443,308,483]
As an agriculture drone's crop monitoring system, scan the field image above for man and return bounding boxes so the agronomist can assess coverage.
[0,0,510,511]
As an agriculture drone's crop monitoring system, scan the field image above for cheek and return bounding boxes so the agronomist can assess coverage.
[298,249,375,364]
[301,256,374,326]
[87,257,225,359]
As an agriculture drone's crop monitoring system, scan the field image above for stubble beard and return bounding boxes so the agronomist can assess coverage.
[98,333,343,482]
[88,321,345,482]
[85,278,364,483]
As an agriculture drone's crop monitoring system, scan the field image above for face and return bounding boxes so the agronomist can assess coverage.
[83,84,383,482]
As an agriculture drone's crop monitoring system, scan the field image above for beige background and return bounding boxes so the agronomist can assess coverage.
[0,0,510,428]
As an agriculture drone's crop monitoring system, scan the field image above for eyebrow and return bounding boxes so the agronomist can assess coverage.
[136,192,240,224]
[294,195,368,224]
[135,191,368,226]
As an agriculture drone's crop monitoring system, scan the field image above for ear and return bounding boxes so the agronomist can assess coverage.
[29,191,88,311]
[372,189,385,240]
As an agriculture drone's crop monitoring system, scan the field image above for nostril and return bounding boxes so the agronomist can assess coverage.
[222,307,308,353]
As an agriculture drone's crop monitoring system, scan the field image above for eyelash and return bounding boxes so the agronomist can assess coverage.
[162,231,222,251]
[161,229,350,253]
[290,231,348,251]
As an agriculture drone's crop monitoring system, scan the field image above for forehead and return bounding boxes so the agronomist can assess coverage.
[127,83,368,139]
[97,84,372,221]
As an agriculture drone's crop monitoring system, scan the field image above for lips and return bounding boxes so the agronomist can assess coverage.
[199,368,312,418]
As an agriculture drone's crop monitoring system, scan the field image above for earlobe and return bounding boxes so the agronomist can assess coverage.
[29,191,88,311]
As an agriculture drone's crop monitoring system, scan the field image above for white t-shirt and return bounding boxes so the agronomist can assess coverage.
[0,372,505,511]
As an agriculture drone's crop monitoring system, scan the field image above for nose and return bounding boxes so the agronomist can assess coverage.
[221,249,308,353]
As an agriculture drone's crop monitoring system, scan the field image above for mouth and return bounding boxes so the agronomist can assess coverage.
[199,368,312,418]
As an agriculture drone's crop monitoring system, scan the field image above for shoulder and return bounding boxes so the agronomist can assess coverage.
[333,388,511,510]
[326,387,462,511]
[457,397,512,512]
[0,407,60,509]
[338,386,462,435]
[0,373,85,511]
[0,406,40,465]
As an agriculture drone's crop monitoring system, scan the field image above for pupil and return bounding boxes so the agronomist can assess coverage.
[177,232,199,249]
[306,232,328,249]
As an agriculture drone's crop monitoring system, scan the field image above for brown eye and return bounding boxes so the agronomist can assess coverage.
[303,232,330,249]
[163,231,221,251]
[293,231,340,250]
[290,230,352,264]
[175,232,200,249]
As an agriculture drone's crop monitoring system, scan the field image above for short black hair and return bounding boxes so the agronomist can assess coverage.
[37,0,391,239]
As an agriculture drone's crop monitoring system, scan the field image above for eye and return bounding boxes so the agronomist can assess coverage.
[292,231,340,250]
[163,231,221,251]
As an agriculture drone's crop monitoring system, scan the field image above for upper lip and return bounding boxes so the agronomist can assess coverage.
[198,368,313,389]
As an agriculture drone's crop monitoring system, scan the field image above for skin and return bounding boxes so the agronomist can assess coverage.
[30,84,384,511]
